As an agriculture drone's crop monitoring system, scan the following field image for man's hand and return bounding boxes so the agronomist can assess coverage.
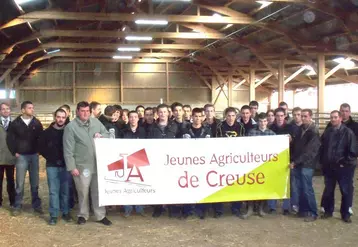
[15,153,20,158]
[289,162,295,169]
[71,169,80,177]
[94,133,103,138]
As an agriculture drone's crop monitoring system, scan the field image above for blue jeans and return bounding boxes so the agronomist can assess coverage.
[182,204,195,216]
[14,154,41,209]
[290,167,300,209]
[46,166,70,217]
[297,167,317,216]
[321,166,355,218]
[231,202,242,214]
[124,205,144,214]
[268,199,290,211]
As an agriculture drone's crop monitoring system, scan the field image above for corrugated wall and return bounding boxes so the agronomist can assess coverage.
[18,62,211,106]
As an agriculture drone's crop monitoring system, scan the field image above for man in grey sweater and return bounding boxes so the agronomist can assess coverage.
[63,101,111,226]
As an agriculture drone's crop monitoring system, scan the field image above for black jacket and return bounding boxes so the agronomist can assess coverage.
[174,120,190,138]
[270,122,293,135]
[147,120,178,139]
[119,126,146,139]
[216,121,245,137]
[6,116,43,155]
[203,118,221,137]
[38,123,65,167]
[291,123,321,169]
[326,117,358,156]
[142,121,154,135]
[181,125,212,139]
[320,124,357,170]
[99,115,121,138]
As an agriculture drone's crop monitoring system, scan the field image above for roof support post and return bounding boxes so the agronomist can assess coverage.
[278,59,285,104]
[317,54,325,118]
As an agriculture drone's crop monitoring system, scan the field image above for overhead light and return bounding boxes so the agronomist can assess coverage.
[27,22,33,30]
[113,55,133,60]
[303,65,316,76]
[37,38,42,44]
[117,47,141,52]
[212,13,222,18]
[122,26,126,31]
[15,0,33,4]
[256,1,273,9]
[192,29,200,33]
[135,19,168,25]
[333,57,355,69]
[43,49,47,53]
[223,24,233,30]
[47,49,61,55]
[125,36,152,41]
[131,12,135,14]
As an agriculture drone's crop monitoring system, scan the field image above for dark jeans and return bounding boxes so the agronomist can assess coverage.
[321,165,356,218]
[14,154,41,209]
[46,166,70,217]
[182,204,195,216]
[0,165,15,206]
[124,205,144,214]
[213,203,224,215]
[290,167,300,209]
[297,167,317,216]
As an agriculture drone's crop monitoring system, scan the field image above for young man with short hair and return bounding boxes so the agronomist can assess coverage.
[320,110,357,223]
[290,109,320,222]
[181,108,212,219]
[89,101,101,119]
[249,101,259,122]
[38,108,72,225]
[243,112,276,219]
[7,101,44,216]
[60,104,71,124]
[183,105,192,122]
[237,105,257,134]
[268,107,293,215]
[203,104,221,137]
[99,105,121,138]
[143,107,154,134]
[0,102,15,208]
[147,104,179,218]
[135,105,145,125]
[216,107,245,218]
[171,102,190,137]
[278,101,291,122]
[119,111,146,217]
[63,101,112,226]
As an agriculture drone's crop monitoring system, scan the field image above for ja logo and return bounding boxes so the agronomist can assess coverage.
[107,149,150,182]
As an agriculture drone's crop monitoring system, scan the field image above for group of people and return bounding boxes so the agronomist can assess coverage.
[0,99,357,226]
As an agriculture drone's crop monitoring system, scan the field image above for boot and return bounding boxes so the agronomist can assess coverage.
[240,202,253,219]
[258,202,266,217]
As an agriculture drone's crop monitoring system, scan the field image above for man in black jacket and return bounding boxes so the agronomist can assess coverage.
[203,104,221,137]
[216,107,245,218]
[320,110,357,223]
[142,107,154,135]
[7,101,43,216]
[99,105,121,138]
[171,102,190,137]
[38,108,72,225]
[290,109,320,222]
[147,104,179,218]
[181,108,212,219]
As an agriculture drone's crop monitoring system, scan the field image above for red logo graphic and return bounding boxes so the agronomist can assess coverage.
[107,149,150,182]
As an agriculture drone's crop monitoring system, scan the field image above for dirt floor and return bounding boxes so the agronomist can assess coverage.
[0,160,357,247]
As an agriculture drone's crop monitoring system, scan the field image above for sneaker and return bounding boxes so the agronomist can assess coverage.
[48,217,57,225]
[304,216,317,222]
[97,217,112,226]
[62,214,72,222]
[342,216,352,223]
[33,208,44,215]
[12,208,21,216]
[321,213,333,219]
[152,209,162,218]
[349,207,354,215]
[77,217,86,225]
[283,210,290,215]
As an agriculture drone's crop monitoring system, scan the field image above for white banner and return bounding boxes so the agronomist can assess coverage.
[95,136,290,206]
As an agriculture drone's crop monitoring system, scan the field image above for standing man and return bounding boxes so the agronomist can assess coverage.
[290,109,320,222]
[7,101,43,216]
[0,103,15,208]
[183,105,192,123]
[90,101,102,118]
[278,101,291,122]
[268,107,292,215]
[320,110,356,223]
[203,104,221,137]
[135,105,145,125]
[119,111,147,217]
[181,108,212,219]
[63,101,112,226]
[244,112,276,219]
[143,107,154,134]
[147,104,179,218]
[249,101,259,122]
[38,108,72,225]
[237,105,257,134]
[171,102,189,137]
[216,107,245,218]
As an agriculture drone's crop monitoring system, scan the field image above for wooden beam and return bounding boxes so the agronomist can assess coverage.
[72,62,76,104]
[255,73,273,88]
[317,54,325,114]
[120,63,123,104]
[233,79,246,89]
[284,66,306,85]
[40,42,202,50]
[0,68,13,84]
[44,51,186,58]
[166,62,169,103]
[249,69,255,101]
[228,74,233,106]
[193,68,212,89]
[278,60,285,103]
[325,57,352,80]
